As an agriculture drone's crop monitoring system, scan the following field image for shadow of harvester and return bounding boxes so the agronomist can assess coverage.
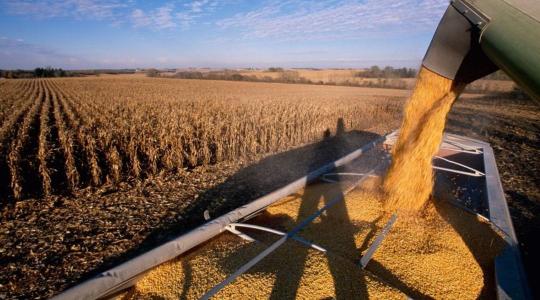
[164,119,426,299]
[73,119,382,290]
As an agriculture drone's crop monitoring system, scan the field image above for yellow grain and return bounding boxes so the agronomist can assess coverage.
[383,67,466,213]
[125,177,505,299]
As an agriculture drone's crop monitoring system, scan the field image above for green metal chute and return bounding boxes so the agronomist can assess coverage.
[423,0,540,101]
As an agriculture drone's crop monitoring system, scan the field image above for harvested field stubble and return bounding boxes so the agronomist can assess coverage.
[0,77,402,204]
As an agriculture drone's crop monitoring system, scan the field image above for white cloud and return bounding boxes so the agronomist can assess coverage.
[131,4,176,29]
[153,5,176,29]
[2,0,223,30]
[217,0,448,40]
[189,0,209,13]
[2,0,127,20]
[177,0,223,29]
[1,0,448,36]
[129,0,224,30]
[131,9,152,27]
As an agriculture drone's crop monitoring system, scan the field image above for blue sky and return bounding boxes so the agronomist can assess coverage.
[0,0,449,69]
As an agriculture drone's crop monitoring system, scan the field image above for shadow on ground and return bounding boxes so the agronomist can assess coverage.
[120,120,425,299]
[73,119,383,291]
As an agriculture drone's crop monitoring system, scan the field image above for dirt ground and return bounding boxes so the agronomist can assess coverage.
[0,89,538,299]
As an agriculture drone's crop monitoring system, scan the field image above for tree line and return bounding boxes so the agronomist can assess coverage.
[0,67,78,79]
[355,66,417,78]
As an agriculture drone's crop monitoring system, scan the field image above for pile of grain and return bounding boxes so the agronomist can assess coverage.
[123,177,505,299]
[383,67,466,212]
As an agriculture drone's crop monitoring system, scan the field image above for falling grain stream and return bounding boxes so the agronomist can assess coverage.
[383,67,466,213]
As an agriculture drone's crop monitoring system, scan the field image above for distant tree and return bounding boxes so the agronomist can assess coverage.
[34,68,44,77]
[383,66,394,78]
[33,67,69,78]
[370,66,381,76]
[279,71,300,82]
[231,73,245,81]
[146,69,160,77]
[55,69,66,77]
[174,71,203,79]
[355,65,416,78]
[483,70,512,81]
[4,71,13,79]
[267,67,284,72]
[0,67,74,78]
[509,86,530,99]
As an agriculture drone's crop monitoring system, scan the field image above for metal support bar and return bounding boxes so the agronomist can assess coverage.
[225,226,255,242]
[433,155,485,177]
[384,132,483,154]
[227,223,327,253]
[360,214,398,269]
[200,168,377,300]
[443,139,483,154]
[201,236,287,300]
[228,223,284,237]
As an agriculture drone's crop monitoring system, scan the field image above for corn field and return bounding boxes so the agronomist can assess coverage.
[0,77,401,203]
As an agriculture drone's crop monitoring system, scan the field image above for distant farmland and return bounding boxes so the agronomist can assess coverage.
[0,77,402,204]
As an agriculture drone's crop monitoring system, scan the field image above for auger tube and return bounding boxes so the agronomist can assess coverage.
[423,0,540,101]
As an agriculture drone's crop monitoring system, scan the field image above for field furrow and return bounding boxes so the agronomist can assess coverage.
[0,80,22,108]
[0,80,33,126]
[50,80,104,185]
[7,79,45,199]
[40,80,69,194]
[50,80,80,190]
[0,80,23,101]
[0,80,39,202]
[53,81,126,184]
[37,80,52,196]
